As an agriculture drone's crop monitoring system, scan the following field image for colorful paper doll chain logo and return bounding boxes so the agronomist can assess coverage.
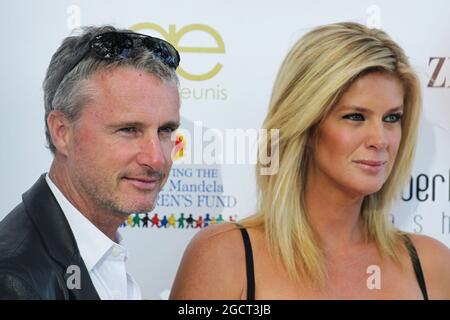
[120,213,237,229]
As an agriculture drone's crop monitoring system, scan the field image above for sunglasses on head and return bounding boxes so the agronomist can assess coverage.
[52,31,180,107]
[88,31,180,69]
[65,31,180,80]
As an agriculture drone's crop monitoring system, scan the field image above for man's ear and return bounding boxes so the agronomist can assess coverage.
[47,110,72,156]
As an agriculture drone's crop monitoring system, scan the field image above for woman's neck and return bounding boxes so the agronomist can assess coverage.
[305,170,366,253]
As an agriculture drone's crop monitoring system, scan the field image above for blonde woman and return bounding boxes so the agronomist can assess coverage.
[170,22,450,299]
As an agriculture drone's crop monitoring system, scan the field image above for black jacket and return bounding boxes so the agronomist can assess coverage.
[0,174,100,299]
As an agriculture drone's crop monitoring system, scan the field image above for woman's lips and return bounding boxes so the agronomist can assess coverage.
[123,177,159,190]
[352,160,387,173]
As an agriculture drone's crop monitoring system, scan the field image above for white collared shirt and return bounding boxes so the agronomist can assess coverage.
[45,174,142,300]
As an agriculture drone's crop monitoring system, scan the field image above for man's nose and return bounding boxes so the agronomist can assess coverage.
[136,134,166,170]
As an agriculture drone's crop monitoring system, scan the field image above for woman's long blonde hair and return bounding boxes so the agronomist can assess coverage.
[242,22,422,285]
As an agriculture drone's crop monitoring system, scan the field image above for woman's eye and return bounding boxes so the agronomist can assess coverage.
[384,113,403,123]
[343,113,365,121]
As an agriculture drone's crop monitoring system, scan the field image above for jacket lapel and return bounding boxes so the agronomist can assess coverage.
[22,174,100,300]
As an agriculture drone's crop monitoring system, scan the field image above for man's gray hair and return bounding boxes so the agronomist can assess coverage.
[43,25,179,154]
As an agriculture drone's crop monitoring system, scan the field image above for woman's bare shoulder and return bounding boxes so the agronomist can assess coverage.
[186,222,247,258]
[408,234,450,299]
[193,221,245,242]
[169,222,246,299]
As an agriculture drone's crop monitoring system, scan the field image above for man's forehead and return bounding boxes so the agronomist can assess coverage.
[91,65,176,90]
[81,68,180,120]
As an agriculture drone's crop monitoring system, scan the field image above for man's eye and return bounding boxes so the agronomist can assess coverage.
[159,126,176,134]
[383,113,403,123]
[343,113,365,121]
[119,127,138,134]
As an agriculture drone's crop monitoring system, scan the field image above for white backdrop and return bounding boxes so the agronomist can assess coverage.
[0,0,449,299]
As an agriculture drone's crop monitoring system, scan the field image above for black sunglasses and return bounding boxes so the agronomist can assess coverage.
[64,31,180,82]
[87,31,180,69]
[52,31,180,107]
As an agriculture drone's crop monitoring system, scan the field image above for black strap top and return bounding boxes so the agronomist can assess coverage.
[239,227,256,300]
[403,234,429,300]
[238,228,428,300]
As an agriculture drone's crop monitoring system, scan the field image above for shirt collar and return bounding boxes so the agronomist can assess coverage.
[45,173,127,271]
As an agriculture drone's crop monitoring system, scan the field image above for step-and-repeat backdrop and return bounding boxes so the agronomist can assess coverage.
[0,0,449,299]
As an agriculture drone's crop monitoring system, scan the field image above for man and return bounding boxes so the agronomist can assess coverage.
[0,25,181,299]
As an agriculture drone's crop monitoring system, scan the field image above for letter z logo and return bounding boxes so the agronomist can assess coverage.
[428,57,449,88]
